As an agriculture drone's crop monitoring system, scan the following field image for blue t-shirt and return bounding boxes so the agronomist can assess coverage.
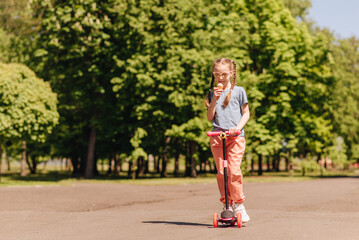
[211,86,248,137]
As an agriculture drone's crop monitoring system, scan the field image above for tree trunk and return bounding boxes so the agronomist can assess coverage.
[85,124,97,178]
[26,155,37,174]
[274,152,280,172]
[288,151,293,176]
[160,137,170,178]
[161,147,168,178]
[209,160,215,173]
[128,159,133,178]
[7,157,10,171]
[272,152,280,172]
[317,153,322,164]
[190,141,197,178]
[153,155,157,173]
[0,146,3,174]
[258,154,263,176]
[136,156,145,178]
[80,125,89,176]
[174,152,179,177]
[0,145,3,172]
[71,155,80,177]
[31,156,37,174]
[285,156,289,171]
[25,155,32,174]
[115,153,121,174]
[94,154,99,176]
[107,154,113,174]
[266,156,271,172]
[66,158,72,172]
[144,157,149,174]
[251,156,255,175]
[324,155,328,169]
[20,141,27,177]
[131,157,136,179]
[185,141,191,177]
[60,158,63,171]
[80,154,86,176]
[199,148,207,174]
[155,155,160,174]
[140,156,145,175]
[0,145,2,182]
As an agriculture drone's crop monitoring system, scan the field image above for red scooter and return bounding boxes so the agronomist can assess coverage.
[207,130,242,228]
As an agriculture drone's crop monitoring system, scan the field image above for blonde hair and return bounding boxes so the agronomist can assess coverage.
[205,58,237,108]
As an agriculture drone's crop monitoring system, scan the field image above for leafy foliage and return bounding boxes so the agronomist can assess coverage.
[0,63,59,142]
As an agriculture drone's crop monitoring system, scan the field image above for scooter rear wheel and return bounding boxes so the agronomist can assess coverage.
[213,212,218,228]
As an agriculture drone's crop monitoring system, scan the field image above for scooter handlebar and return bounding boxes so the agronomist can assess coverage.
[207,130,241,137]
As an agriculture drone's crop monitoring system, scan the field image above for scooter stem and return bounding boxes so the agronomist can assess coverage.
[222,135,230,210]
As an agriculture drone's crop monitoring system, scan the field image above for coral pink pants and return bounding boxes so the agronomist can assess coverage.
[210,135,246,204]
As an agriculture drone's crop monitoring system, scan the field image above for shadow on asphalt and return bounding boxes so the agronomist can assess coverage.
[143,221,212,227]
[143,221,246,228]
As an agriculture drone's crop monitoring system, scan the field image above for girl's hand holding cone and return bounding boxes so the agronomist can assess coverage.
[215,83,223,100]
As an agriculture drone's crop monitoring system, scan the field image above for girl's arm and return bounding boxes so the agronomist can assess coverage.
[207,87,222,121]
[229,103,250,136]
[207,97,217,121]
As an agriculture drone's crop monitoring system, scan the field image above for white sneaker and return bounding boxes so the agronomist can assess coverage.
[223,203,234,212]
[233,203,250,223]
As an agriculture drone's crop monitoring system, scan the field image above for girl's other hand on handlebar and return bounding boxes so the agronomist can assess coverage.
[229,128,240,137]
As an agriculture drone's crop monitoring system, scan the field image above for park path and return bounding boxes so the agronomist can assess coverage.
[1,177,359,240]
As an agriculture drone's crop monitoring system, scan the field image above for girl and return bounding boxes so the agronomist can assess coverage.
[205,58,250,222]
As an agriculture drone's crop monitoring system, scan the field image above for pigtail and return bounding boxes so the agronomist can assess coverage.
[222,60,237,108]
[205,73,215,108]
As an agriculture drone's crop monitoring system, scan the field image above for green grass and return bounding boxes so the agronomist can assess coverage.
[0,171,216,186]
[0,168,357,187]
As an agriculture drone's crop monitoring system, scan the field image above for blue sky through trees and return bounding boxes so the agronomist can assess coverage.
[309,0,359,38]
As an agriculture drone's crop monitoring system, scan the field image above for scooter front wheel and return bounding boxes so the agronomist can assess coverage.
[213,212,218,228]
[236,213,242,228]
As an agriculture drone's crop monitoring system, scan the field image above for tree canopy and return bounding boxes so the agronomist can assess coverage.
[0,63,59,142]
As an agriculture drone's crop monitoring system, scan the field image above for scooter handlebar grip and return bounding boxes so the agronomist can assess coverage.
[207,131,220,136]
[206,130,241,136]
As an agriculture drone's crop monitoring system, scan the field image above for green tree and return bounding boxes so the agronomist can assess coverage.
[0,0,40,64]
[110,0,335,177]
[33,0,120,178]
[111,0,216,177]
[0,63,59,177]
[0,28,11,62]
[282,0,311,21]
[330,37,359,163]
[235,0,334,174]
[27,0,340,179]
